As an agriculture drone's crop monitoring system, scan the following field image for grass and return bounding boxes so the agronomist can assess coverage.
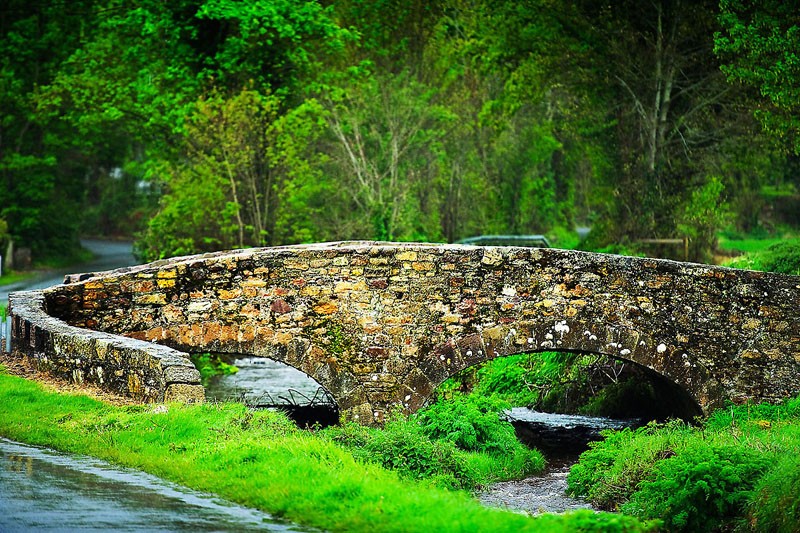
[0,369,655,532]
[567,397,800,532]
[717,235,787,255]
[0,270,35,286]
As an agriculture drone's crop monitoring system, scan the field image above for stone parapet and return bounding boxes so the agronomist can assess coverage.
[8,290,203,403]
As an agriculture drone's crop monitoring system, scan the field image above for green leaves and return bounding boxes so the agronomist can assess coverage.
[716,0,800,153]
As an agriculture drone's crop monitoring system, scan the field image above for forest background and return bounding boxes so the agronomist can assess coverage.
[1,0,798,266]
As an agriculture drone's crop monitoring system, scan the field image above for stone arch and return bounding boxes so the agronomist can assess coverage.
[399,317,715,422]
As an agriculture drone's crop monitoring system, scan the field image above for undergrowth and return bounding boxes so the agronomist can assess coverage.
[323,394,545,491]
[567,396,800,532]
[0,369,656,532]
[725,238,800,275]
[189,352,238,385]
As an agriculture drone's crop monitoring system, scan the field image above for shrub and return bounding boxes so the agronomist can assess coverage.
[472,354,539,406]
[323,418,479,490]
[190,353,238,385]
[747,454,800,533]
[621,444,770,532]
[415,394,519,455]
[728,238,800,274]
[567,421,694,509]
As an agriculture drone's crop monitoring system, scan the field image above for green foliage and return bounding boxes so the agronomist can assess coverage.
[4,0,800,267]
[716,0,800,154]
[416,394,517,455]
[677,176,730,263]
[569,396,800,530]
[325,396,545,490]
[568,421,695,509]
[621,444,769,532]
[323,418,478,490]
[747,454,800,533]
[471,354,540,406]
[189,353,238,385]
[136,88,325,260]
[726,238,800,275]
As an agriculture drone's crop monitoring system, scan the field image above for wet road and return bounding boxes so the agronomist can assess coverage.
[1,239,137,351]
[0,438,309,532]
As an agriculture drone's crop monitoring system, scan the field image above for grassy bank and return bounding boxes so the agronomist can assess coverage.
[0,270,34,287]
[567,397,800,532]
[0,369,653,532]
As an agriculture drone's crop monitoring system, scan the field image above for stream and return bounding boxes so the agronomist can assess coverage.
[478,457,592,515]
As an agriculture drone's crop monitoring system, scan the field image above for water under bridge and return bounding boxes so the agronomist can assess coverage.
[8,241,800,424]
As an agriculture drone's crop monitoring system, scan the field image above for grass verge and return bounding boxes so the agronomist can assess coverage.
[0,270,35,287]
[567,398,800,532]
[0,369,655,532]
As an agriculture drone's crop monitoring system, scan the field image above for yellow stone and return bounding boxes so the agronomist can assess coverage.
[396,251,417,261]
[313,301,338,315]
[301,285,321,296]
[157,279,175,289]
[135,294,167,305]
[218,288,242,300]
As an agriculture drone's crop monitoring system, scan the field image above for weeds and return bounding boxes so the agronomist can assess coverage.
[567,398,800,532]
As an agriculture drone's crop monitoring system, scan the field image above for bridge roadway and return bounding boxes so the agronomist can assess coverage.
[9,241,800,424]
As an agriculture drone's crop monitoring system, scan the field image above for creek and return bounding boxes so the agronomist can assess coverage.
[478,408,643,515]
[0,438,310,532]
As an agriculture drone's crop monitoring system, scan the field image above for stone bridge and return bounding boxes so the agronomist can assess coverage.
[8,242,800,424]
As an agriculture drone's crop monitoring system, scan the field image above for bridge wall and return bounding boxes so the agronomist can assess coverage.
[9,291,203,403]
[9,242,800,424]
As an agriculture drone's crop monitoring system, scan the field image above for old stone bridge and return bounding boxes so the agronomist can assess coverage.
[9,242,800,424]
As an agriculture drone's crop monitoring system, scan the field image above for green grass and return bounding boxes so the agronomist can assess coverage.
[567,397,800,532]
[0,369,655,532]
[717,236,787,255]
[0,270,35,286]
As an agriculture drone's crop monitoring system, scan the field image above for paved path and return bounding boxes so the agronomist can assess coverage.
[1,240,136,303]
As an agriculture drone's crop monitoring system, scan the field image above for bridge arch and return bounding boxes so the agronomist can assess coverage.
[417,320,707,421]
[9,242,800,425]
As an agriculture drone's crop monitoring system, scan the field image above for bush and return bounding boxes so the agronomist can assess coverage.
[323,418,479,490]
[567,421,694,509]
[416,394,519,455]
[190,353,238,385]
[471,354,539,406]
[747,454,800,533]
[621,444,770,532]
[728,238,800,274]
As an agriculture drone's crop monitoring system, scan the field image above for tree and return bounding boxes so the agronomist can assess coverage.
[0,0,102,260]
[320,69,449,241]
[137,88,324,260]
[578,0,743,253]
[715,0,800,154]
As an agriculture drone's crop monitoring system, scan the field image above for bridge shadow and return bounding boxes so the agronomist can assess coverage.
[196,353,340,428]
